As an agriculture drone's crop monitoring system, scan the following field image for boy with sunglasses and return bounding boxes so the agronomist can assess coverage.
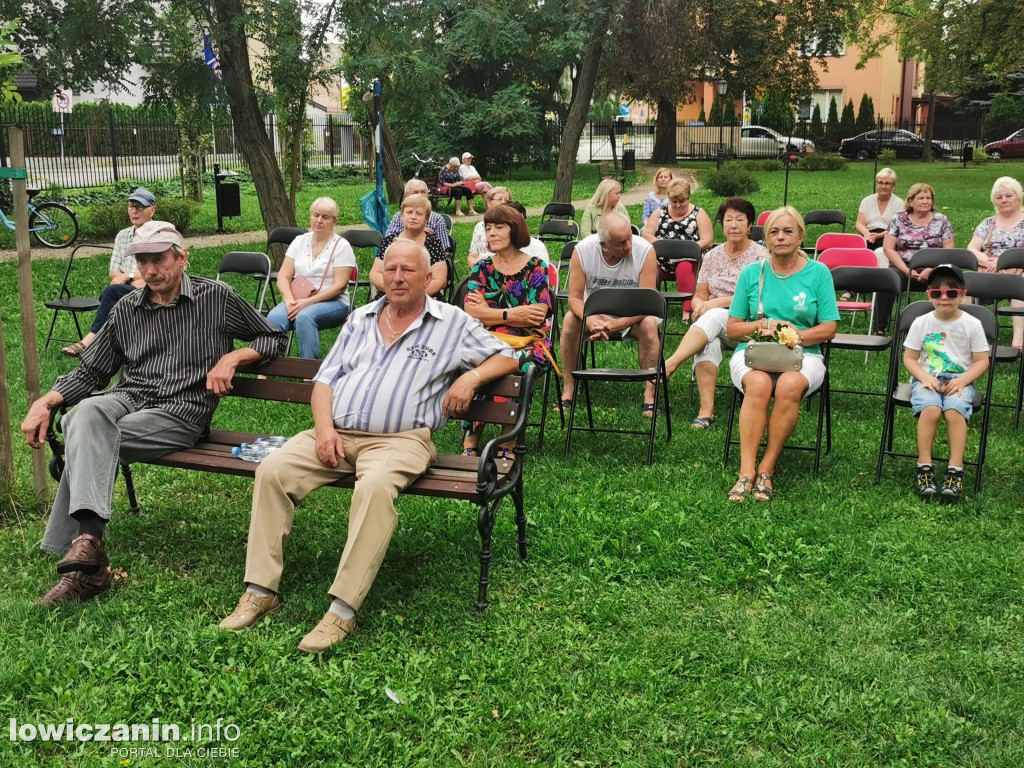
[903,264,989,498]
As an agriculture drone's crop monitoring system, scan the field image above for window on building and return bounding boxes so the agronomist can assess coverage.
[798,90,844,122]
[799,34,846,58]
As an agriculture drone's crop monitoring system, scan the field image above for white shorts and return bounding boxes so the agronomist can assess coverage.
[692,307,731,367]
[729,351,827,398]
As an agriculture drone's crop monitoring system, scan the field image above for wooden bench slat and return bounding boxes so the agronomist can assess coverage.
[465,401,520,425]
[236,357,321,378]
[231,378,315,404]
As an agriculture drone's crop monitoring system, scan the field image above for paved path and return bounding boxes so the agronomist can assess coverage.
[0,165,696,262]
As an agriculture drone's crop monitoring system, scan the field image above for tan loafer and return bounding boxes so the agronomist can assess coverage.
[219,592,281,631]
[57,533,108,575]
[38,568,112,606]
[297,612,356,654]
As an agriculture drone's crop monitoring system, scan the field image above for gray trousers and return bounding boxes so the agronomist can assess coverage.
[40,394,205,554]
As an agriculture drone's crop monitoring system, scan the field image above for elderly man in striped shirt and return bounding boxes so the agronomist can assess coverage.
[22,221,286,606]
[220,238,518,653]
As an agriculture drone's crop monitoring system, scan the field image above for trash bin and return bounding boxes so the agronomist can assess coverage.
[214,164,241,233]
[622,149,636,171]
[961,143,973,168]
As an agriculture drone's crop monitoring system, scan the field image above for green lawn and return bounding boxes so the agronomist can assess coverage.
[2,163,1024,767]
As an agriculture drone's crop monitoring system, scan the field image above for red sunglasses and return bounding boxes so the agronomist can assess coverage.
[927,288,965,299]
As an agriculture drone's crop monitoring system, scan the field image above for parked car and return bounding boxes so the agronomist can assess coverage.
[984,129,1024,160]
[740,126,815,157]
[839,129,953,160]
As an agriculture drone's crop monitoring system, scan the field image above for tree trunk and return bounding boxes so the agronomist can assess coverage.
[553,30,606,203]
[651,97,677,163]
[380,116,404,204]
[922,91,936,162]
[211,0,295,248]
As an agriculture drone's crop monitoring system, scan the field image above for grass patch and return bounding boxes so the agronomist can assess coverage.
[3,165,1024,766]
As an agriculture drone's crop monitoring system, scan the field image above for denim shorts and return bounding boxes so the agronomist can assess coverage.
[910,373,974,420]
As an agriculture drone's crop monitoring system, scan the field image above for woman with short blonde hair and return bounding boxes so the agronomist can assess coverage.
[580,178,629,235]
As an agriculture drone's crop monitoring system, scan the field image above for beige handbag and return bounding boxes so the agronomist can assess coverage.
[744,262,804,372]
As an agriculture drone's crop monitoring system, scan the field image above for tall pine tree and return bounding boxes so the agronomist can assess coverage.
[825,97,840,152]
[839,99,857,139]
[809,103,825,149]
[855,94,876,133]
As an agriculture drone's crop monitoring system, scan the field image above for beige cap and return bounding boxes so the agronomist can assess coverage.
[125,221,184,256]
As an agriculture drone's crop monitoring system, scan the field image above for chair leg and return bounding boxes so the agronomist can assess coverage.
[44,311,60,350]
[723,387,740,468]
[537,369,550,452]
[475,499,497,613]
[120,463,142,515]
[513,478,529,561]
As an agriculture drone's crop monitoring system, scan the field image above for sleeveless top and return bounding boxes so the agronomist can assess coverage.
[576,234,651,301]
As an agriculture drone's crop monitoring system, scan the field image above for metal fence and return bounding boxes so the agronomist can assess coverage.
[0,111,364,189]
[586,116,1024,163]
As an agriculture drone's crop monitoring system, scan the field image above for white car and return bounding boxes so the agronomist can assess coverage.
[740,126,815,157]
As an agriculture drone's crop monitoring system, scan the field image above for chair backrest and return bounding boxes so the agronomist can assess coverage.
[750,226,764,244]
[452,274,471,307]
[757,210,772,226]
[896,300,998,343]
[830,265,902,298]
[630,224,641,236]
[267,226,308,248]
[583,287,668,322]
[541,202,576,222]
[217,251,272,278]
[965,271,1024,304]
[996,247,1024,272]
[909,247,978,272]
[559,240,579,263]
[537,220,580,240]
[56,243,112,299]
[652,238,701,266]
[217,251,273,310]
[818,247,878,270]
[342,229,383,250]
[815,232,866,255]
[439,213,454,234]
[803,209,847,230]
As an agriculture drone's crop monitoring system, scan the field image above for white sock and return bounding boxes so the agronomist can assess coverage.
[245,584,272,598]
[329,598,356,621]
[948,466,963,472]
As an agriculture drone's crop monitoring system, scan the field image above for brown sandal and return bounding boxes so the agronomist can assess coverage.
[61,341,86,358]
[728,476,754,502]
[752,472,774,501]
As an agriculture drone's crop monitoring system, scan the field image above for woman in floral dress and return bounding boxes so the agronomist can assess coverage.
[461,205,553,458]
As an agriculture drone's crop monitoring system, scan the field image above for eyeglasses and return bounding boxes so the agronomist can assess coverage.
[927,288,964,299]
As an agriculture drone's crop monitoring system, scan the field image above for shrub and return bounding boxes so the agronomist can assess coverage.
[878,148,897,163]
[798,153,847,172]
[85,203,128,238]
[971,147,990,165]
[0,179,11,213]
[85,196,199,237]
[728,159,784,173]
[154,197,200,233]
[704,165,760,197]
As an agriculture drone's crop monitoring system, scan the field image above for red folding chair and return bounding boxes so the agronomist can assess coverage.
[818,247,879,333]
[814,232,866,259]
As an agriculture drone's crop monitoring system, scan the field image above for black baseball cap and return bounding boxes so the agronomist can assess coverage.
[927,263,965,287]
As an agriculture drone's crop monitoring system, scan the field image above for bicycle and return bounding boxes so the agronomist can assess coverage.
[0,189,79,248]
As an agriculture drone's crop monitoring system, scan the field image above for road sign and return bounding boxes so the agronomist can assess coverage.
[52,90,73,113]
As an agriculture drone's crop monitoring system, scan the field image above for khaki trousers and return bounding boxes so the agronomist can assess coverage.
[244,427,436,610]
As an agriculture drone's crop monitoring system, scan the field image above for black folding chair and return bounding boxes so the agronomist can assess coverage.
[652,239,700,331]
[801,210,847,254]
[965,270,1024,428]
[876,302,997,492]
[828,265,903,382]
[901,248,978,314]
[343,229,383,308]
[564,288,671,465]
[257,226,308,310]
[539,202,576,224]
[537,219,580,246]
[216,251,273,311]
[43,243,108,349]
[722,343,833,477]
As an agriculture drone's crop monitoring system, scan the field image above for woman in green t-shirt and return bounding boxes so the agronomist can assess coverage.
[724,206,840,502]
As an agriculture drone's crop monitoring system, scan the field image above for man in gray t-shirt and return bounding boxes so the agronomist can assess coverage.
[558,212,660,414]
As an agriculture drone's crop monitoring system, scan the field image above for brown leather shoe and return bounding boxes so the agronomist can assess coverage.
[38,569,112,606]
[297,612,356,654]
[218,592,281,631]
[57,533,109,575]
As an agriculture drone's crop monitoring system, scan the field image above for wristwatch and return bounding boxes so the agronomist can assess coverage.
[502,309,508,322]
[128,272,135,281]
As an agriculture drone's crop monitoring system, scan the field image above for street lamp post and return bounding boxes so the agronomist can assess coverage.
[716,77,728,171]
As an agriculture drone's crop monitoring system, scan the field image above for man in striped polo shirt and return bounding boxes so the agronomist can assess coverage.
[22,221,286,606]
[219,238,518,653]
